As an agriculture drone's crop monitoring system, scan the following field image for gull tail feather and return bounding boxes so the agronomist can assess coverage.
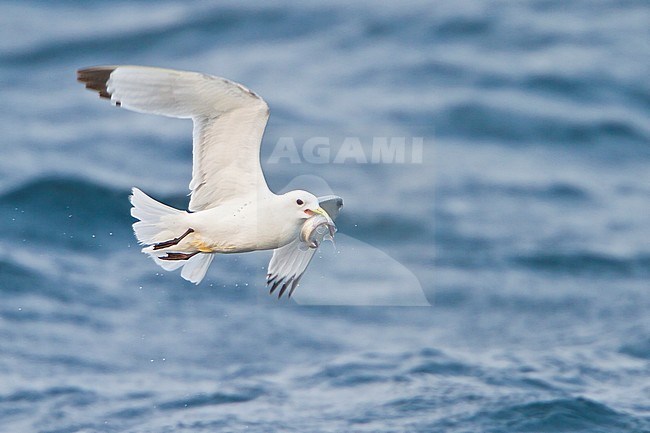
[181,253,214,284]
[130,187,184,245]
[144,252,213,284]
[146,253,214,284]
[130,188,214,284]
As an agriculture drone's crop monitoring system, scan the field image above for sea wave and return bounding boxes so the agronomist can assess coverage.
[2,0,650,431]
[0,177,132,249]
[478,397,650,433]
[512,251,650,278]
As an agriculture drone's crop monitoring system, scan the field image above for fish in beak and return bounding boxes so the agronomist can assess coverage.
[300,208,337,249]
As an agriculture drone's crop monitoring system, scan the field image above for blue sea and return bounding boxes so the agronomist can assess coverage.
[1,0,649,431]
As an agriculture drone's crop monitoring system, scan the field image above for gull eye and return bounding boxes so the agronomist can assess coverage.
[296,199,304,206]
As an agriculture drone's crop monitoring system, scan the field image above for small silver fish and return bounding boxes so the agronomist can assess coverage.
[300,214,337,250]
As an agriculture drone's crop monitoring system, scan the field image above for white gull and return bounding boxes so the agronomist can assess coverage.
[77,65,342,297]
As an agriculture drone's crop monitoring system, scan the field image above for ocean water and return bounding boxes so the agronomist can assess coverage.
[1,0,650,432]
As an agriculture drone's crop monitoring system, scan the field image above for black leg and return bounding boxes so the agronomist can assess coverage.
[153,228,194,250]
[159,251,200,261]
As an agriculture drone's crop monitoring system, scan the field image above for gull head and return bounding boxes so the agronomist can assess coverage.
[282,190,333,224]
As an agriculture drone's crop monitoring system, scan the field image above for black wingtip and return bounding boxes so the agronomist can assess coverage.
[287,278,300,299]
[277,281,290,299]
[77,66,117,100]
[268,274,303,299]
[269,279,282,295]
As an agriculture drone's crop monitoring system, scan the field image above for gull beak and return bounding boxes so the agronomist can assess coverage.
[306,207,334,224]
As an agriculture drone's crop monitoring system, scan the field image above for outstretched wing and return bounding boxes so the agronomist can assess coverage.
[266,195,344,298]
[77,65,271,210]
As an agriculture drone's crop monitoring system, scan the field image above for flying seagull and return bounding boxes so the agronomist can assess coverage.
[77,65,343,297]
